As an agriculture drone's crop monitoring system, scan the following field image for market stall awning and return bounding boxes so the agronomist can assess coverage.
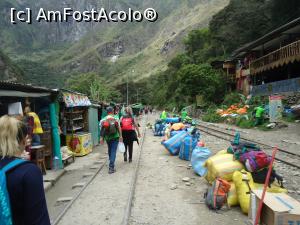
[62,91,91,107]
[0,81,58,97]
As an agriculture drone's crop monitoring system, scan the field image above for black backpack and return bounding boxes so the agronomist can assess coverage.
[251,168,284,187]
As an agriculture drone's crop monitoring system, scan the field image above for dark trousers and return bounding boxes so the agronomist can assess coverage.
[124,141,134,160]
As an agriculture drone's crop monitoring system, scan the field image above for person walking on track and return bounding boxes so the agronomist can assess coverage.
[120,107,141,163]
[100,107,123,174]
[0,115,51,225]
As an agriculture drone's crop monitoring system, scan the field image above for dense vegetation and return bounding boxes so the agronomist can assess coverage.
[0,50,24,81]
[66,73,121,103]
[137,0,300,109]
[1,0,300,107]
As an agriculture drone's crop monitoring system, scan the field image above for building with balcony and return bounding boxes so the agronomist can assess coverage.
[231,17,300,96]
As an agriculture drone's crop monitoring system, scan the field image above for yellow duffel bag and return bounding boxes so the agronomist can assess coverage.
[233,170,254,214]
[254,182,288,194]
[227,182,239,207]
[233,170,287,215]
[216,149,227,155]
[205,153,244,184]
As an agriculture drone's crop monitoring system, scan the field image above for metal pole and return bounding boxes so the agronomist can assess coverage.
[126,73,129,106]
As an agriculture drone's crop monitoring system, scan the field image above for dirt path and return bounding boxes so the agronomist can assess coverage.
[201,121,300,155]
[55,114,248,225]
[130,114,246,225]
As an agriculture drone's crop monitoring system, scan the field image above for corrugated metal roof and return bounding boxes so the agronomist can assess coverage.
[232,17,300,58]
[0,81,58,93]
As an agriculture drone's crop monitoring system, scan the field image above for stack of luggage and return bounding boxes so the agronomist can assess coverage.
[203,132,287,214]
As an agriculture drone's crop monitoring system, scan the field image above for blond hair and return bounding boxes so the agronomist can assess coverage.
[125,107,133,116]
[0,115,26,158]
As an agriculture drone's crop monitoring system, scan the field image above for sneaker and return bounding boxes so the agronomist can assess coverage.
[108,167,114,174]
[129,159,132,163]
[124,156,127,162]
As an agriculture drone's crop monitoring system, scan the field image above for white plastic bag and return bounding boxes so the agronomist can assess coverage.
[118,142,126,153]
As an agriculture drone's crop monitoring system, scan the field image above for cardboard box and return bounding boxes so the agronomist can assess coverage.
[249,190,300,225]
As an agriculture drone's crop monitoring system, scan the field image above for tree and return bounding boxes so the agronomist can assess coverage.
[66,72,121,102]
[176,64,226,103]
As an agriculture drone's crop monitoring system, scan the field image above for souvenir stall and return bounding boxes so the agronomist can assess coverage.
[59,90,93,157]
[0,81,62,173]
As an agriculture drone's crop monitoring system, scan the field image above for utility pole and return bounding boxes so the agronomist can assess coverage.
[126,73,129,106]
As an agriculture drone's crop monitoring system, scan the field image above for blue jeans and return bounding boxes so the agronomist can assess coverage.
[107,139,119,169]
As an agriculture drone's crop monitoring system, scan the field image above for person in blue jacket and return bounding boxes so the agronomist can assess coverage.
[0,115,51,225]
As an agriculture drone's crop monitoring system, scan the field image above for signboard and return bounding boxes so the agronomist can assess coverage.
[269,95,283,123]
[63,92,91,107]
[196,95,204,106]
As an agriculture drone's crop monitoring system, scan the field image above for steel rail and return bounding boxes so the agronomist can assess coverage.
[197,123,300,169]
[121,115,148,225]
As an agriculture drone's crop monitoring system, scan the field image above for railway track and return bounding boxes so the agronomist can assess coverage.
[197,122,300,169]
[50,115,148,225]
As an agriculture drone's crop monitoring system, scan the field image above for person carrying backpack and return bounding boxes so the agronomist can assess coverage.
[100,107,123,174]
[0,115,50,225]
[120,107,141,163]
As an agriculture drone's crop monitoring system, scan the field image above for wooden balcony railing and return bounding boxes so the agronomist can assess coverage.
[250,39,300,74]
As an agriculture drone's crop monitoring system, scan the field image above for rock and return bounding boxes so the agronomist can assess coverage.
[182,177,190,182]
[266,123,276,129]
[295,120,300,123]
[277,122,288,128]
[288,190,296,194]
[185,182,191,186]
[170,184,178,190]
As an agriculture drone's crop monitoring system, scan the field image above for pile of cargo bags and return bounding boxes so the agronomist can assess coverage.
[156,118,287,215]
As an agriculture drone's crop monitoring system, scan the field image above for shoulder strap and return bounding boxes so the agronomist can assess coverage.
[1,159,27,173]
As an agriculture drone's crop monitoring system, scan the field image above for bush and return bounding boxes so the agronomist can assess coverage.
[222,92,244,106]
[202,106,225,123]
[235,116,254,129]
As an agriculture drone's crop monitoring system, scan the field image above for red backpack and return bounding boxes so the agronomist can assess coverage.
[102,117,118,135]
[121,117,134,131]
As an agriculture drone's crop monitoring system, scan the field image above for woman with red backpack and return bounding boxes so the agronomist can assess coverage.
[120,107,141,163]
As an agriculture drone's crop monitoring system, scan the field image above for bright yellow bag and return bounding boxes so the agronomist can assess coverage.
[205,153,244,183]
[216,149,227,155]
[254,182,288,194]
[227,182,239,207]
[232,170,254,214]
[233,170,287,215]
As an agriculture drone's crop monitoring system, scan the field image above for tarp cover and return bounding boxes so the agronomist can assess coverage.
[63,92,91,107]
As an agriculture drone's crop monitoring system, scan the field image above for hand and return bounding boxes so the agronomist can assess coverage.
[119,137,123,142]
[138,133,141,138]
[100,138,104,145]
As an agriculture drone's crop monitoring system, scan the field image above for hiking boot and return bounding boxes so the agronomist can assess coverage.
[108,167,114,174]
[124,156,127,162]
[129,159,132,163]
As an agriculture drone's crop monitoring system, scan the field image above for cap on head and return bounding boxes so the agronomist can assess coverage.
[107,107,114,114]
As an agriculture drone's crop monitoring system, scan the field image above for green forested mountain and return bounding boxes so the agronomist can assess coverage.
[140,0,300,108]
[0,0,229,86]
[0,50,24,82]
[0,0,299,105]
